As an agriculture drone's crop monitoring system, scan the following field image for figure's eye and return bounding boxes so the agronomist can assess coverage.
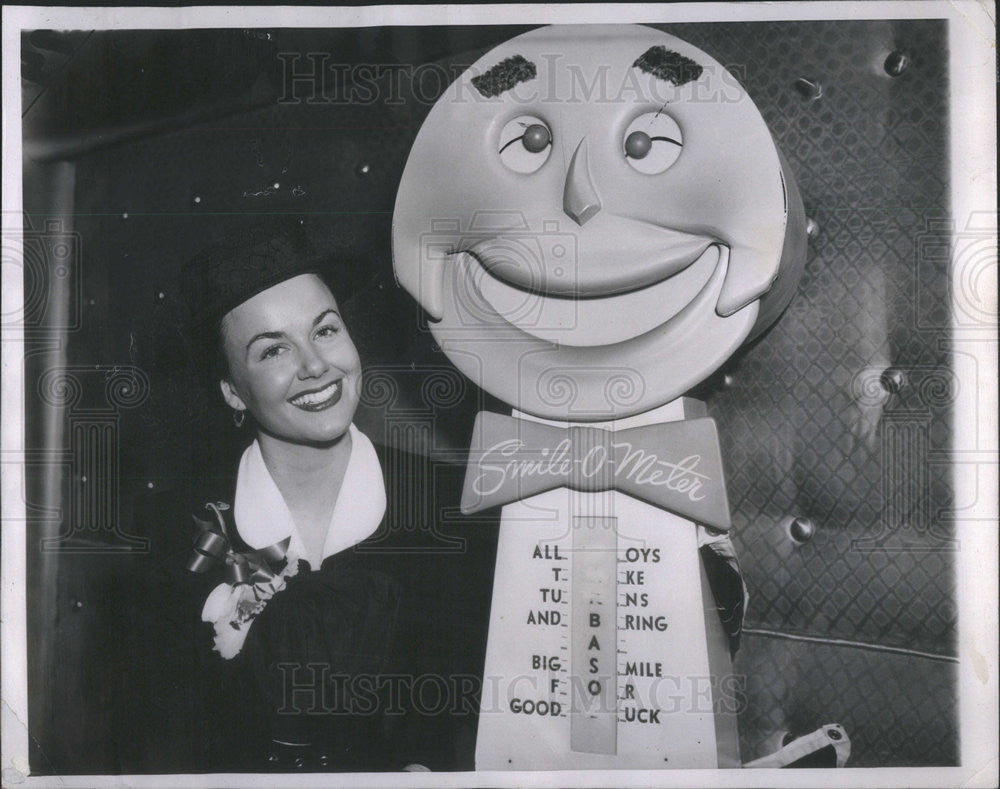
[499,115,552,173]
[624,112,683,174]
[315,323,341,339]
[259,344,286,361]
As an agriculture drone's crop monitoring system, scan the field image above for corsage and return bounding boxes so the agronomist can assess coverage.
[186,501,300,659]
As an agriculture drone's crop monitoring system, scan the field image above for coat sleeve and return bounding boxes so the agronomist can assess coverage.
[113,488,264,772]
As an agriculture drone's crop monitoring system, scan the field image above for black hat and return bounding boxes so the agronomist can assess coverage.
[179,217,330,334]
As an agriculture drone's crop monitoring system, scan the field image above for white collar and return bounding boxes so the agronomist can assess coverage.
[233,424,386,566]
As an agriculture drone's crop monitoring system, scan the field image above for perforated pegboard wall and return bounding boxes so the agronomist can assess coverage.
[668,20,956,766]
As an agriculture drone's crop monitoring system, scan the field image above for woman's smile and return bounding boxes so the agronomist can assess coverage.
[289,378,343,410]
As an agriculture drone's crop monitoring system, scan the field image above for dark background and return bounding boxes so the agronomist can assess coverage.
[20,20,956,772]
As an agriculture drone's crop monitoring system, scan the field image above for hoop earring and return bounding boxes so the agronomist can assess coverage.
[232,409,246,428]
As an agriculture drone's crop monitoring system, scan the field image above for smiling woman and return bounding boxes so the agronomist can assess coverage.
[168,221,411,770]
[217,275,364,570]
[218,276,362,451]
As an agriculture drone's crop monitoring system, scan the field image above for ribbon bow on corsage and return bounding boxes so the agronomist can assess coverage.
[186,501,298,659]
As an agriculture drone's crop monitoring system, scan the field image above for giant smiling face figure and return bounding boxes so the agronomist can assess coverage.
[393,25,806,421]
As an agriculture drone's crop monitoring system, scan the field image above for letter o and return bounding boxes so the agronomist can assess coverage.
[410,63,447,104]
[412,673,449,715]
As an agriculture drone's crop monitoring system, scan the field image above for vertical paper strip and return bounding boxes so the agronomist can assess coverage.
[570,516,618,754]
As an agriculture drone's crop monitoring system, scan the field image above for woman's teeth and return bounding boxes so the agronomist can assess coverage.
[291,380,341,407]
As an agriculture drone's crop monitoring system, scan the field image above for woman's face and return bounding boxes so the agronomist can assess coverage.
[219,273,361,445]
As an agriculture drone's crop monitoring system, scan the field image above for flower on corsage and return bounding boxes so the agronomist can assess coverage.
[201,553,301,659]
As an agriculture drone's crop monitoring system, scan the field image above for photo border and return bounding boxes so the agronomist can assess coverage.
[2,3,996,787]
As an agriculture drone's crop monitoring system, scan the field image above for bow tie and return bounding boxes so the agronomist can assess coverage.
[460,411,731,531]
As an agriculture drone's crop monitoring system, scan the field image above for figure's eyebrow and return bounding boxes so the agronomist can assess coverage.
[471,54,537,97]
[245,309,340,350]
[633,46,703,86]
[246,331,282,351]
[312,308,339,327]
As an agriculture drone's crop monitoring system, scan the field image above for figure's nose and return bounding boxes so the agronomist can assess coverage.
[563,137,602,226]
[298,343,330,379]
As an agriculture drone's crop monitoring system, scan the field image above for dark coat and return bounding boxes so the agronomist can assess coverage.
[113,441,498,773]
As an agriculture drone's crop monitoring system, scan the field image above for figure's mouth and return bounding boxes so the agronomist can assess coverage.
[461,242,725,348]
[289,379,343,410]
[438,212,728,347]
[457,213,717,298]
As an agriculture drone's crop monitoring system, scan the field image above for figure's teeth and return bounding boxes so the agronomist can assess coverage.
[292,380,340,406]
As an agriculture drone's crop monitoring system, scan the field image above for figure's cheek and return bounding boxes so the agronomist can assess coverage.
[241,366,290,402]
[342,342,363,374]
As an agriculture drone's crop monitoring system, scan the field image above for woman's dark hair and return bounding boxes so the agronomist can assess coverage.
[210,316,230,386]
